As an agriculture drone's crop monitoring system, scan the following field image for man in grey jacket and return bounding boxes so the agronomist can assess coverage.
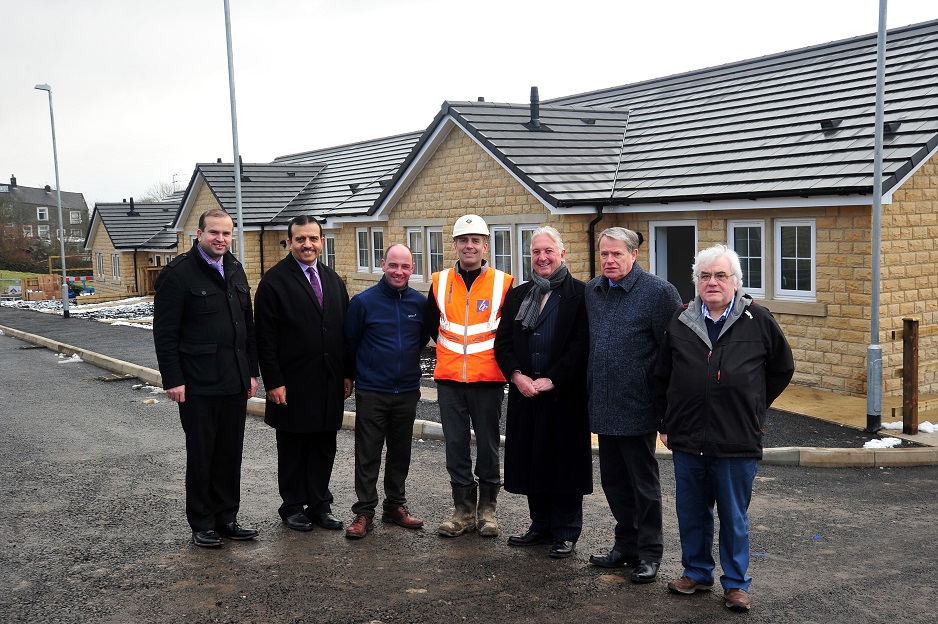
[585,227,682,583]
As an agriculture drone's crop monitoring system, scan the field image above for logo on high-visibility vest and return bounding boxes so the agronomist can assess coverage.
[477,299,490,313]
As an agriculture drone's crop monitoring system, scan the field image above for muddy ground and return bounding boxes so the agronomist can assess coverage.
[2,330,937,624]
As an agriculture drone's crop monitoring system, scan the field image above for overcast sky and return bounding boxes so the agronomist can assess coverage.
[2,0,934,208]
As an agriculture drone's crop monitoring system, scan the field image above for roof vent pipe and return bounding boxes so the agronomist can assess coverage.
[10,174,16,187]
[529,86,540,129]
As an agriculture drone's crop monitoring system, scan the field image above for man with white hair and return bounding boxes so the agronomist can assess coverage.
[654,244,794,612]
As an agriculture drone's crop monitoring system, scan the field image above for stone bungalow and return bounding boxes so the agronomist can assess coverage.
[95,18,938,399]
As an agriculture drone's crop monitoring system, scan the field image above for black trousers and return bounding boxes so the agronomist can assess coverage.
[598,432,664,561]
[527,493,584,542]
[352,389,420,517]
[178,392,248,532]
[275,429,338,520]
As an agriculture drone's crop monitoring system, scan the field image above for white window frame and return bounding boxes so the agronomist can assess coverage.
[69,228,81,240]
[37,224,50,238]
[774,218,816,301]
[96,253,104,277]
[427,227,445,275]
[70,210,82,224]
[517,224,539,283]
[371,228,385,271]
[728,219,766,298]
[322,234,336,267]
[23,225,33,237]
[36,207,48,221]
[111,253,120,280]
[490,223,539,282]
[407,228,424,279]
[356,228,370,272]
[490,225,513,275]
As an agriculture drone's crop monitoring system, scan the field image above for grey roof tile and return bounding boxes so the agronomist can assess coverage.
[191,162,325,226]
[91,202,179,249]
[533,19,938,205]
[273,132,422,221]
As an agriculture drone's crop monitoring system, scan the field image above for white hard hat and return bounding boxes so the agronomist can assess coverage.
[452,214,489,238]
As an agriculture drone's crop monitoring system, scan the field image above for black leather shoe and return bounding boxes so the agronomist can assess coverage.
[313,512,343,530]
[217,521,258,540]
[507,529,554,547]
[192,529,223,548]
[630,560,660,583]
[548,540,575,559]
[283,512,314,532]
[589,548,640,568]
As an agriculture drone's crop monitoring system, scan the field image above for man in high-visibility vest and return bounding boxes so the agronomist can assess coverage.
[425,214,513,537]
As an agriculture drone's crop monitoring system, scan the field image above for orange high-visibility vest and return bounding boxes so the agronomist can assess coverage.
[432,266,513,383]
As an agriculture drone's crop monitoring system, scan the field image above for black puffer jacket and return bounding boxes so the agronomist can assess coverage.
[654,291,794,459]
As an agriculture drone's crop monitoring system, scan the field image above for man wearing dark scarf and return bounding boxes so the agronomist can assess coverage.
[495,226,592,559]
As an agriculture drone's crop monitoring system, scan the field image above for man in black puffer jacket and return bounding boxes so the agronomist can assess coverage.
[655,244,793,613]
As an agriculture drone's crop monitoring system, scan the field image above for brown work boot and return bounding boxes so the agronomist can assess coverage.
[382,505,424,529]
[344,514,373,539]
[724,588,751,611]
[667,576,714,595]
[477,482,500,537]
[438,483,477,537]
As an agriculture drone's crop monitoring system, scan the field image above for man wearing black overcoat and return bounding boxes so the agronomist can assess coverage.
[254,215,351,532]
[493,226,592,559]
[154,208,260,548]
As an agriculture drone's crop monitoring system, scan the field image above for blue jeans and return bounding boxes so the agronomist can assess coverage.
[672,451,758,591]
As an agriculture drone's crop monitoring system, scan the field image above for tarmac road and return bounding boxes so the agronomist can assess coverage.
[2,327,938,623]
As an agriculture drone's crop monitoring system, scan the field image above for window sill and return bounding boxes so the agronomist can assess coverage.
[752,298,826,317]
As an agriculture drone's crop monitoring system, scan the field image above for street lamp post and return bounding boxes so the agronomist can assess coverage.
[34,83,69,319]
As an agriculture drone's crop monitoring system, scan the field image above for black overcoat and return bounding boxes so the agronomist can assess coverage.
[153,244,258,395]
[254,255,349,433]
[493,273,592,495]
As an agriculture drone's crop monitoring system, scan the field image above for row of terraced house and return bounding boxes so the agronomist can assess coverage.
[84,20,938,400]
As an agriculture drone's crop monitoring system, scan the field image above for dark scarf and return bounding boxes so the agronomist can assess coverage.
[516,264,568,330]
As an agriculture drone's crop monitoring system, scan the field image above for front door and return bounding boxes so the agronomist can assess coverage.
[650,222,696,303]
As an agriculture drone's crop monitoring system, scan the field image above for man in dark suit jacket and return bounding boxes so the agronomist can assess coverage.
[153,208,260,548]
[254,215,351,532]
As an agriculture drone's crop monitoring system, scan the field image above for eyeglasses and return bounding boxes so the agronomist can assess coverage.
[698,272,731,283]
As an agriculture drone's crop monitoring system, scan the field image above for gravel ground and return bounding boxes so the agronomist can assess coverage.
[3,330,938,624]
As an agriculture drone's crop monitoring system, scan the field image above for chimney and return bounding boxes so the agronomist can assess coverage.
[127,197,137,216]
[44,184,52,192]
[529,86,540,129]
[217,157,222,163]
[9,174,16,188]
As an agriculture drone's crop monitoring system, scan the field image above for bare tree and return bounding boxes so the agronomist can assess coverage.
[139,181,175,202]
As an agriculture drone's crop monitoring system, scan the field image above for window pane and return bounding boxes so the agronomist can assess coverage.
[372,230,384,270]
[493,229,511,273]
[520,228,534,282]
[429,230,444,273]
[779,225,812,292]
[733,226,762,289]
[408,230,424,275]
[357,231,369,268]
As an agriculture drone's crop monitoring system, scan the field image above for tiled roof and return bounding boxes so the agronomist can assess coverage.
[191,163,325,226]
[541,18,938,205]
[428,101,635,207]
[273,131,423,220]
[1,185,87,210]
[91,202,179,249]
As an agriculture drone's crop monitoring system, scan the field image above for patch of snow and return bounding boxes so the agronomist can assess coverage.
[863,437,903,449]
[881,420,936,434]
[57,354,83,364]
